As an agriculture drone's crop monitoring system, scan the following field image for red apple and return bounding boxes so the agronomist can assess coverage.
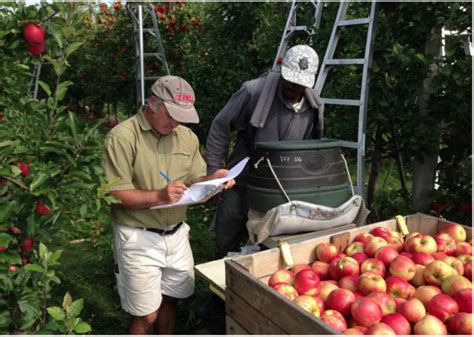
[423,260,455,286]
[451,312,472,334]
[365,322,395,335]
[386,236,404,252]
[343,327,364,335]
[447,312,464,334]
[311,261,330,280]
[329,256,359,280]
[350,297,383,327]
[381,313,411,335]
[442,256,464,275]
[412,252,435,266]
[365,237,388,257]
[454,288,472,313]
[441,274,472,296]
[375,245,399,266]
[320,281,339,302]
[414,285,442,306]
[320,310,347,332]
[313,295,325,313]
[394,297,406,311]
[455,241,472,256]
[293,269,320,296]
[435,233,457,255]
[440,223,467,242]
[367,291,396,316]
[339,275,359,292]
[405,232,420,241]
[355,232,374,245]
[399,251,413,260]
[345,242,365,257]
[268,268,295,287]
[291,263,311,274]
[386,276,411,299]
[405,234,437,254]
[272,282,298,300]
[361,258,386,277]
[389,256,416,281]
[464,261,472,279]
[326,288,356,318]
[411,264,427,287]
[371,226,393,241]
[293,295,321,317]
[414,314,447,335]
[23,23,45,45]
[357,272,386,295]
[351,252,368,265]
[432,251,448,260]
[427,293,459,322]
[398,298,426,324]
[316,243,339,263]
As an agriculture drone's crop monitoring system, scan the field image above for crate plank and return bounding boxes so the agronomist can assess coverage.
[226,289,285,334]
[226,315,249,335]
[225,260,339,334]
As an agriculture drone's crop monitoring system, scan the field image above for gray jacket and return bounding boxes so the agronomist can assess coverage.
[205,72,324,183]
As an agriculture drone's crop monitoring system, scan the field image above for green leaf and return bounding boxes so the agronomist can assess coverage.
[67,298,84,318]
[47,306,66,321]
[0,310,12,328]
[23,263,45,273]
[63,292,73,309]
[39,242,47,259]
[79,204,87,217]
[0,201,16,223]
[68,110,78,138]
[74,321,91,334]
[0,233,14,247]
[49,25,64,48]
[65,42,82,58]
[0,251,22,265]
[30,172,49,192]
[9,165,21,177]
[49,249,63,265]
[38,80,51,96]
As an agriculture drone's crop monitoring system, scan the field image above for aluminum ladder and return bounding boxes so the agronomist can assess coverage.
[314,1,378,196]
[272,0,323,71]
[28,64,42,99]
[128,3,170,109]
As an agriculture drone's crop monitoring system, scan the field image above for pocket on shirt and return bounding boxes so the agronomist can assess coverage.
[168,151,191,182]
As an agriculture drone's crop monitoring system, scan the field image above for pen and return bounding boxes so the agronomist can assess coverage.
[160,171,173,183]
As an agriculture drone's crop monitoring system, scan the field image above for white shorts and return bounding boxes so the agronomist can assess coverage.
[113,222,194,317]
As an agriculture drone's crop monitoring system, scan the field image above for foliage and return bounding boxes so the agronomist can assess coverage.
[0,2,114,333]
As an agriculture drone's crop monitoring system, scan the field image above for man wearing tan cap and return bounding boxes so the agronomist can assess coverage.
[101,75,234,334]
[205,45,324,258]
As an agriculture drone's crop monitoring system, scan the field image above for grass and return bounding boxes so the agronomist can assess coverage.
[52,203,221,335]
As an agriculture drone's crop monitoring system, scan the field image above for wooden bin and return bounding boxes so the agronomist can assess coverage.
[224,213,472,335]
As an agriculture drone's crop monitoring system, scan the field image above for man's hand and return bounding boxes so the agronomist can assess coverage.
[209,168,235,189]
[159,182,188,204]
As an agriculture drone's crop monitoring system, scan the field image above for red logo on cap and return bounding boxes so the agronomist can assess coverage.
[175,94,194,102]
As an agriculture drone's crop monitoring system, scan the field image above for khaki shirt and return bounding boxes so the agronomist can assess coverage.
[101,109,206,229]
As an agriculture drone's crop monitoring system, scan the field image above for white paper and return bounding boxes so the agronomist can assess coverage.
[150,156,249,210]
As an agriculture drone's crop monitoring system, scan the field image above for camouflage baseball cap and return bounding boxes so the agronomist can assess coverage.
[151,75,199,123]
[281,45,319,88]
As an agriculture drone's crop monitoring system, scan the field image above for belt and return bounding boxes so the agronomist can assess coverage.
[141,221,183,235]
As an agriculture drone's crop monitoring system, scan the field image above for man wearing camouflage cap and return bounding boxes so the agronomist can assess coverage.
[101,76,234,334]
[205,45,324,258]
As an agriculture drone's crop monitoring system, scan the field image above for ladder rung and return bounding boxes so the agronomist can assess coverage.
[288,26,308,31]
[143,53,163,57]
[340,141,359,149]
[326,59,365,65]
[144,76,159,81]
[322,98,361,106]
[337,18,370,27]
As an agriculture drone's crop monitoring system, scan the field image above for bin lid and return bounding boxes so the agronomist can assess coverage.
[255,138,342,150]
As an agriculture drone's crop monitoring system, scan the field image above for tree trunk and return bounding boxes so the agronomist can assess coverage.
[367,127,384,211]
[412,30,442,211]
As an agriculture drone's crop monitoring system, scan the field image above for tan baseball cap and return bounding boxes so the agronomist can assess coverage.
[151,75,199,123]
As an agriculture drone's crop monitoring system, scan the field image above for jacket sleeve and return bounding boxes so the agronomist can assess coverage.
[205,86,251,174]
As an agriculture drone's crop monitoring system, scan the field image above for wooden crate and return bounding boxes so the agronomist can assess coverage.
[225,213,472,335]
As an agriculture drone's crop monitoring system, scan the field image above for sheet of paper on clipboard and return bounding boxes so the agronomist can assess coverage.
[150,156,249,210]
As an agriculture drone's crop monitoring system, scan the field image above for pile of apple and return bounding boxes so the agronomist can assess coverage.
[267,223,472,335]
